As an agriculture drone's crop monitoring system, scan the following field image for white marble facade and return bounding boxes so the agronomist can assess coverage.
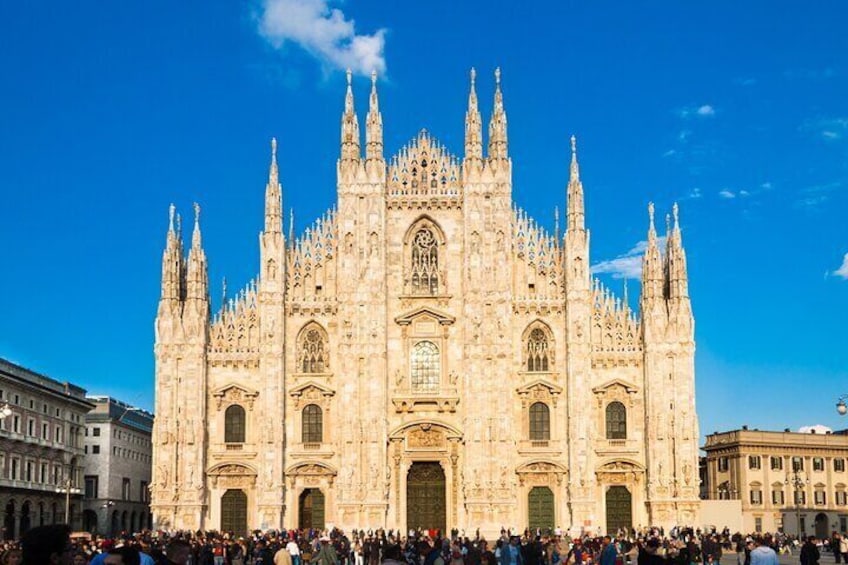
[151,69,699,536]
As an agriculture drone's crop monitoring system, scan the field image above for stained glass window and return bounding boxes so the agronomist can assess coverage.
[529,402,550,441]
[300,327,326,373]
[411,228,439,295]
[302,404,323,443]
[224,405,245,443]
[605,401,627,440]
[411,341,440,393]
[526,328,549,372]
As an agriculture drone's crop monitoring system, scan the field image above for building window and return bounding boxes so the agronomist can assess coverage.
[792,457,805,472]
[92,428,100,437]
[718,457,729,472]
[526,328,549,372]
[795,491,807,505]
[140,481,148,503]
[13,415,20,434]
[299,325,327,373]
[411,341,440,393]
[85,476,99,499]
[815,490,826,505]
[42,423,48,440]
[92,445,100,454]
[529,402,550,441]
[835,459,846,472]
[754,517,762,533]
[772,489,785,505]
[122,478,131,501]
[605,402,627,440]
[750,489,762,505]
[224,405,246,443]
[40,463,47,483]
[11,459,18,480]
[410,227,439,295]
[836,490,847,506]
[842,516,848,533]
[749,456,761,470]
[26,461,33,482]
[813,458,825,472]
[27,419,35,436]
[302,404,323,444]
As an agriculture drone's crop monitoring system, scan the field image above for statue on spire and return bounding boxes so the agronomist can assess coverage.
[566,135,585,232]
[366,69,383,161]
[487,67,508,160]
[341,68,360,162]
[465,67,482,161]
[265,136,283,234]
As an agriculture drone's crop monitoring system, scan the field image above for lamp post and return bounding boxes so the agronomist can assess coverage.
[837,396,848,416]
[0,403,11,419]
[785,463,810,537]
[56,477,81,526]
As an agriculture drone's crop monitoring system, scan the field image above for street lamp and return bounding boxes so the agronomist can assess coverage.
[56,477,81,526]
[837,395,848,416]
[785,463,810,537]
[0,403,12,419]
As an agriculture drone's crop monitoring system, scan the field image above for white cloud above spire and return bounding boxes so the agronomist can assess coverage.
[258,0,387,77]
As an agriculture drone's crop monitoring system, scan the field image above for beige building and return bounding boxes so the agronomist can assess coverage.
[703,428,848,536]
[0,358,92,538]
[82,396,154,534]
[151,69,700,535]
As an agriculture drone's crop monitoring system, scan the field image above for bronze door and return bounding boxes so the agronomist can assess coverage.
[406,462,446,532]
[528,487,555,531]
[605,486,632,534]
[221,489,248,534]
[299,489,325,530]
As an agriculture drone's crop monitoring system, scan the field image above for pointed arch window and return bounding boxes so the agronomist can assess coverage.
[529,402,550,441]
[411,228,439,295]
[605,401,627,440]
[411,341,440,393]
[302,404,323,444]
[526,328,550,372]
[300,326,327,373]
[224,405,246,443]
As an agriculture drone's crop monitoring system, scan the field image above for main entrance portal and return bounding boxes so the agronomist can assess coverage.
[299,489,325,530]
[605,486,632,533]
[407,462,446,532]
[221,489,248,534]
[528,487,555,531]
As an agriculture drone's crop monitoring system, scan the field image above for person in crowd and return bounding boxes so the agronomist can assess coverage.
[104,548,141,565]
[748,536,777,565]
[380,545,404,565]
[2,549,23,565]
[275,543,293,565]
[599,537,617,565]
[312,536,339,565]
[499,536,523,565]
[20,524,73,565]
[800,537,820,565]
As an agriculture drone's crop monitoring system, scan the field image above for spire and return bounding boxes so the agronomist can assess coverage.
[464,67,483,160]
[487,67,508,160]
[365,70,383,161]
[186,202,209,303]
[159,204,183,303]
[288,208,295,249]
[340,68,361,161]
[265,137,283,234]
[667,202,690,300]
[641,202,664,302]
[566,135,585,231]
[554,206,560,242]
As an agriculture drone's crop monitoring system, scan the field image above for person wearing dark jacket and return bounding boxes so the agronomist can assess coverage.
[800,538,820,565]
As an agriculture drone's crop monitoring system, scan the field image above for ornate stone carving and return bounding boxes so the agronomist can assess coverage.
[212,384,259,411]
[408,426,446,449]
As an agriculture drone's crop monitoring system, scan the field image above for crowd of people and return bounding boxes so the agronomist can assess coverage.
[3,524,847,565]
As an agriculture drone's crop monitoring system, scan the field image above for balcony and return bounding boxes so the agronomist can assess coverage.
[593,438,639,455]
[303,443,321,450]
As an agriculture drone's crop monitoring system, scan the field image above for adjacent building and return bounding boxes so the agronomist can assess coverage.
[152,69,700,535]
[0,358,93,539]
[703,427,848,536]
[82,396,154,534]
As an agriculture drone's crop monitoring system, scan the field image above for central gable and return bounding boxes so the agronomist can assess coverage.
[388,130,461,197]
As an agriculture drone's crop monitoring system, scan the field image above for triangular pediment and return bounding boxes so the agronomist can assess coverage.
[592,378,639,394]
[211,383,259,398]
[516,378,563,396]
[289,381,335,397]
[394,306,455,326]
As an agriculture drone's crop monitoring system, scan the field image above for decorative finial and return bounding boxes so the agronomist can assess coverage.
[648,202,655,225]
[666,213,671,235]
[494,67,501,85]
[673,202,680,227]
[193,202,201,224]
[371,69,377,86]
[571,135,577,155]
[168,203,175,231]
[222,277,227,304]
[271,137,277,158]
[346,68,352,86]
[288,208,294,245]
[470,67,476,85]
[175,213,182,235]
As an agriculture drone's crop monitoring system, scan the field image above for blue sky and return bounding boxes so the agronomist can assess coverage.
[1,1,846,440]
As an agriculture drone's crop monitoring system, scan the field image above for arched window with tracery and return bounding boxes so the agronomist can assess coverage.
[224,405,246,443]
[302,404,323,444]
[411,341,440,393]
[529,402,550,441]
[411,227,439,295]
[605,401,627,440]
[299,324,327,373]
[526,328,550,372]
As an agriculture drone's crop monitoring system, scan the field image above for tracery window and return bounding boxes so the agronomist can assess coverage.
[300,326,327,373]
[411,341,440,393]
[411,228,439,295]
[605,401,627,440]
[224,405,246,443]
[529,402,550,441]
[526,328,549,372]
[302,404,323,444]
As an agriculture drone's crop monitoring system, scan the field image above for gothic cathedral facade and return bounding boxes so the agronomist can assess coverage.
[151,69,699,535]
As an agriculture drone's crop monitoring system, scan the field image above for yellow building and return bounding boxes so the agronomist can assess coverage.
[151,69,700,535]
[703,427,848,536]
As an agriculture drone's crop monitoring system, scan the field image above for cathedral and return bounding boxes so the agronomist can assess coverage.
[151,68,700,535]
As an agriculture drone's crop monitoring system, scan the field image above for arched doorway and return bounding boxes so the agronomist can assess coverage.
[4,501,15,540]
[406,462,446,532]
[82,510,98,532]
[39,503,46,526]
[120,511,127,532]
[20,501,31,535]
[528,487,555,531]
[221,489,248,534]
[298,489,325,529]
[110,510,119,534]
[815,513,829,540]
[606,486,633,534]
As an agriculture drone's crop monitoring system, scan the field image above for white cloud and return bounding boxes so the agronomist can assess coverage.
[258,0,387,76]
[662,149,677,158]
[591,237,667,280]
[696,105,716,116]
[800,117,848,141]
[685,187,702,199]
[739,189,750,197]
[835,253,848,280]
[718,189,736,199]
